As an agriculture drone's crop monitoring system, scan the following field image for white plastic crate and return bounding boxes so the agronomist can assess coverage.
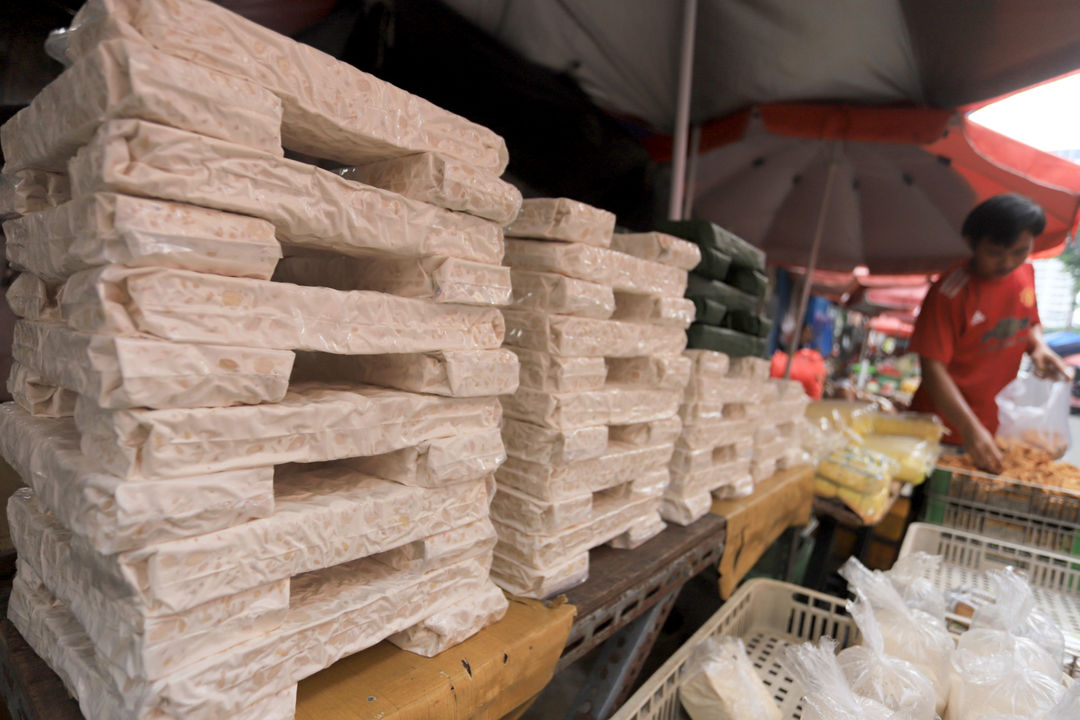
[610,579,859,720]
[900,522,1080,676]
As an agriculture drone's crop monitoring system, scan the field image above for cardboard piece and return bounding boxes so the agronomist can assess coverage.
[503,310,686,358]
[504,239,687,297]
[609,231,701,270]
[509,270,614,320]
[504,198,614,247]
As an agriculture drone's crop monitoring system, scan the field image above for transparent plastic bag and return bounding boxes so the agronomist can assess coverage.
[782,637,898,720]
[969,567,1065,671]
[838,592,937,720]
[996,373,1071,458]
[678,637,782,720]
[887,552,947,621]
[947,640,1065,720]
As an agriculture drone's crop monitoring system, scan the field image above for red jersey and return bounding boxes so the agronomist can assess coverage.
[909,261,1040,444]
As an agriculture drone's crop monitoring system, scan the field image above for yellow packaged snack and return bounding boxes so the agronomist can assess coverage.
[870,412,945,442]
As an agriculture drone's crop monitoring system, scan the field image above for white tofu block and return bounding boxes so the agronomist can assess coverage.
[4,192,281,283]
[340,153,522,225]
[341,429,506,488]
[14,320,293,409]
[727,356,771,381]
[0,405,273,554]
[501,419,608,466]
[608,416,683,447]
[504,310,686,358]
[496,442,674,501]
[606,355,692,391]
[491,551,588,599]
[292,349,518,398]
[7,361,76,417]
[490,483,594,534]
[62,0,509,172]
[611,292,695,328]
[75,382,501,479]
[659,491,712,526]
[6,273,60,321]
[389,581,509,657]
[513,348,607,392]
[67,120,504,264]
[374,519,497,571]
[505,198,614,247]
[273,253,511,306]
[501,385,680,430]
[1,38,283,173]
[509,269,615,319]
[610,231,701,270]
[609,513,667,549]
[684,348,731,379]
[504,239,687,297]
[0,170,70,218]
[61,265,505,355]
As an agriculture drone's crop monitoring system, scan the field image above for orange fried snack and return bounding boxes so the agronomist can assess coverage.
[939,440,1080,491]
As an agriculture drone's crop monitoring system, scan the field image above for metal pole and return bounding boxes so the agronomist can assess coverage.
[682,124,702,219]
[668,0,698,220]
[785,146,840,379]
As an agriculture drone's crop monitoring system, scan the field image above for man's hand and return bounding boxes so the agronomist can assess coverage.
[962,420,1004,474]
[1029,341,1070,381]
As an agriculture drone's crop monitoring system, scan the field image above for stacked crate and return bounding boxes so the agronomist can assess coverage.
[0,0,524,718]
[492,214,699,597]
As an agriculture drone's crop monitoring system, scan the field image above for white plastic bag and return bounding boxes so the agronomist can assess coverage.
[838,592,937,720]
[782,637,897,720]
[678,637,782,720]
[887,552,947,621]
[947,641,1064,720]
[969,567,1065,672]
[996,373,1071,458]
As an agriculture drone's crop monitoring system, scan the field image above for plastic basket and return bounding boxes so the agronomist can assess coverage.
[610,579,858,720]
[899,522,1080,676]
[924,466,1080,555]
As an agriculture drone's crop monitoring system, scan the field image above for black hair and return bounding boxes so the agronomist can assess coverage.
[962,193,1046,248]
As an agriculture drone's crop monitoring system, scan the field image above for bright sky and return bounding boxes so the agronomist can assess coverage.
[968,72,1080,153]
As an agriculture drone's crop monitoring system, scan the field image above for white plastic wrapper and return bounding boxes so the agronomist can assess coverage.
[7,361,76,417]
[491,550,589,598]
[501,385,681,429]
[374,519,496,572]
[671,438,754,476]
[782,637,896,720]
[608,511,667,549]
[606,355,692,391]
[659,489,713,526]
[684,375,762,405]
[4,192,282,283]
[502,418,609,466]
[0,169,71,217]
[1,38,283,173]
[669,459,753,497]
[728,356,771,381]
[389,580,508,656]
[6,273,61,320]
[68,120,505,265]
[610,231,701,270]
[509,269,615,319]
[9,566,296,720]
[14,320,293,409]
[712,473,754,500]
[684,348,731,378]
[612,293,696,328]
[678,637,781,720]
[490,483,595,534]
[948,638,1065,720]
[609,415,683,447]
[513,348,607,392]
[340,153,522,225]
[292,348,518,398]
[886,552,948,620]
[272,253,511,307]
[341,429,505,487]
[61,0,509,172]
[497,442,674,501]
[678,417,753,451]
[954,629,1061,690]
[504,310,687,358]
[0,404,273,554]
[504,197,615,247]
[76,382,502,478]
[969,567,1066,669]
[770,378,808,401]
[61,265,505,355]
[504,239,688,297]
[839,592,937,720]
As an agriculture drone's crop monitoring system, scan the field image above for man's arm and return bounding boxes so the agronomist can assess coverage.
[920,356,1003,473]
[1027,324,1070,380]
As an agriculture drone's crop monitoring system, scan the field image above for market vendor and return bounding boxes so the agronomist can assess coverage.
[909,194,1070,473]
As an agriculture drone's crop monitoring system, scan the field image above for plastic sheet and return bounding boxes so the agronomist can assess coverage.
[61,0,509,172]
[273,252,511,306]
[814,477,890,522]
[61,265,505,355]
[292,348,518,398]
[781,637,895,720]
[948,637,1065,720]
[75,382,502,478]
[684,348,731,378]
[605,355,692,391]
[610,231,701,270]
[1,38,283,173]
[678,416,753,451]
[712,473,754,500]
[389,580,508,657]
[490,483,595,534]
[503,310,687,358]
[67,120,505,265]
[512,348,607,392]
[5,192,281,283]
[671,438,754,477]
[609,415,683,447]
[859,434,938,484]
[504,197,614,247]
[611,292,695,328]
[504,239,688,297]
[0,404,273,554]
[7,361,76,417]
[497,442,674,501]
[669,458,753,497]
[970,567,1065,670]
[509,269,615,319]
[501,385,681,429]
[14,320,293,409]
[490,550,588,599]
[997,374,1071,458]
[683,375,761,405]
[341,429,505,487]
[659,490,713,526]
[374,519,497,572]
[817,446,898,495]
[678,636,782,720]
[6,273,61,320]
[501,418,608,466]
[339,153,522,225]
[0,169,71,217]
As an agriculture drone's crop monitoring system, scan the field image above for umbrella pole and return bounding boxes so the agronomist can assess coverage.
[784,151,840,379]
[682,123,702,219]
[668,0,698,220]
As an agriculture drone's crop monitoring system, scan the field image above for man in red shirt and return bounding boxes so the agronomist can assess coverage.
[910,194,1069,473]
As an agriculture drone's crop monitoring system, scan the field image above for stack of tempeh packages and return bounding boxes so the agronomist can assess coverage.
[492,211,700,597]
[0,0,527,717]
